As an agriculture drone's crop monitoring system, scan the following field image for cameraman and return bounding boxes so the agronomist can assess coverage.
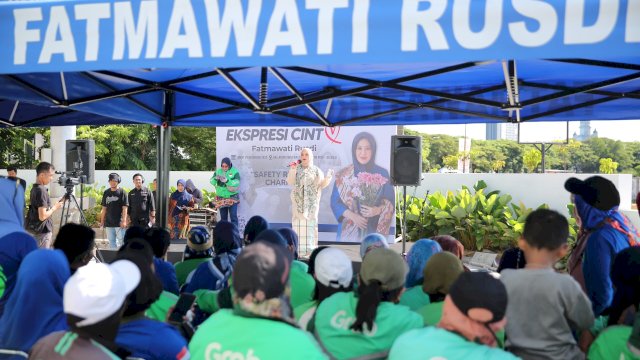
[28,162,63,248]
[100,173,128,249]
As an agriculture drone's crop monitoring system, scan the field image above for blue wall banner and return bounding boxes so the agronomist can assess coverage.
[1,0,638,74]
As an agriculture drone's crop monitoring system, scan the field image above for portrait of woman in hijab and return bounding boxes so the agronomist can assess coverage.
[168,179,194,241]
[331,132,395,242]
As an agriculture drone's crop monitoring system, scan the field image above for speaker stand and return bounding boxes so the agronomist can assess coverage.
[401,185,407,256]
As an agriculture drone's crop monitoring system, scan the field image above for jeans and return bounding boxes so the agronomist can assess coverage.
[219,203,238,228]
[106,227,125,249]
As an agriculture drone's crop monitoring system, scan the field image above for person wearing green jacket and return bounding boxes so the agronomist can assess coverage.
[314,248,423,359]
[211,157,240,228]
[189,242,327,360]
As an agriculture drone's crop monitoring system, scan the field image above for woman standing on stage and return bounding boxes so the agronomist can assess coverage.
[211,157,241,228]
[287,148,333,256]
[168,179,194,241]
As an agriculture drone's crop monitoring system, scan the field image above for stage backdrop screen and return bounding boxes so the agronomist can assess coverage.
[216,126,397,243]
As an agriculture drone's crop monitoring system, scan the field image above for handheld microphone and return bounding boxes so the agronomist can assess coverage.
[286,159,301,168]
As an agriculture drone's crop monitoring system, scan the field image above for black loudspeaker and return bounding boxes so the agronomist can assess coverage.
[391,135,422,186]
[66,139,95,183]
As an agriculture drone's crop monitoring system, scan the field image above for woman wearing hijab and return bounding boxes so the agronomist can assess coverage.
[189,242,327,359]
[243,215,269,246]
[399,238,442,310]
[416,252,465,325]
[331,132,395,242]
[359,232,390,259]
[211,157,241,227]
[565,176,640,317]
[287,148,333,256]
[0,249,70,358]
[0,176,37,317]
[184,221,242,293]
[168,179,194,241]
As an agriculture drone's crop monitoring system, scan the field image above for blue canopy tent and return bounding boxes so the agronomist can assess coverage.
[0,0,638,226]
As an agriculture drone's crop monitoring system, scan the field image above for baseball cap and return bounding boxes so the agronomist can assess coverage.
[449,272,508,324]
[188,226,213,252]
[233,242,293,300]
[564,176,620,210]
[314,247,353,289]
[359,248,407,291]
[64,260,141,327]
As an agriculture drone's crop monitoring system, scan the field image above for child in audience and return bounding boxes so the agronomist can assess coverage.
[314,248,423,359]
[588,247,640,359]
[501,209,594,360]
[389,272,517,359]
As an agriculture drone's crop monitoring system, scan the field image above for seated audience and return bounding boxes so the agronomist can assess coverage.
[502,209,594,360]
[257,229,315,309]
[565,176,640,317]
[0,249,70,358]
[189,242,327,359]
[52,224,95,274]
[184,221,242,293]
[243,215,269,246]
[0,177,37,317]
[431,234,465,260]
[124,225,147,243]
[144,227,179,294]
[314,248,423,359]
[174,226,214,286]
[588,247,640,360]
[278,227,300,260]
[30,260,141,360]
[115,240,189,360]
[497,247,527,273]
[399,238,442,310]
[359,233,389,259]
[389,272,517,359]
[417,252,465,325]
[295,247,353,330]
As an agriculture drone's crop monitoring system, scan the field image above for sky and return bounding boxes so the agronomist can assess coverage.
[407,120,640,143]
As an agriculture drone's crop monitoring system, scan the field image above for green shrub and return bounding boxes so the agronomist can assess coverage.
[397,180,548,251]
[84,204,102,227]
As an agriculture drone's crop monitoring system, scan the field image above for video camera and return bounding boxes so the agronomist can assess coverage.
[56,170,87,196]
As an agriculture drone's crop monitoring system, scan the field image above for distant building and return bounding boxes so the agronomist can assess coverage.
[573,121,598,141]
[486,123,501,140]
[504,123,518,141]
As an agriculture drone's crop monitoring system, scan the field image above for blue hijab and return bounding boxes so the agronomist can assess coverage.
[0,249,70,354]
[406,239,442,288]
[0,177,25,239]
[359,233,389,259]
[575,195,640,245]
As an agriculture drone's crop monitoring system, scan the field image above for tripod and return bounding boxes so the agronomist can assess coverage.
[59,187,104,262]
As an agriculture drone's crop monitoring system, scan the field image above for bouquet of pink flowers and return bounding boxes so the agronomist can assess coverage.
[354,172,388,206]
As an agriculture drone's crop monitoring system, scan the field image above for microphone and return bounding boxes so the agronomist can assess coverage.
[286,160,301,168]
